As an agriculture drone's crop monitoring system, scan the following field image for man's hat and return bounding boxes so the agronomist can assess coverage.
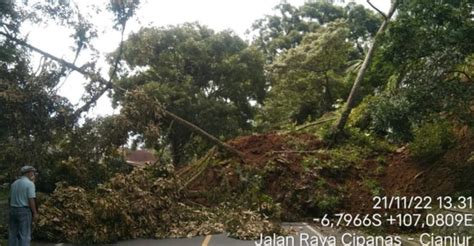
[20,166,37,174]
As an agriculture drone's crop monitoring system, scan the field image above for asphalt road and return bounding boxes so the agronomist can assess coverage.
[8,222,428,246]
[29,223,333,246]
[25,222,429,246]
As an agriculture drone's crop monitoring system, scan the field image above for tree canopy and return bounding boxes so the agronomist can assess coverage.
[351,0,474,141]
[250,1,381,61]
[112,23,266,164]
[258,21,355,128]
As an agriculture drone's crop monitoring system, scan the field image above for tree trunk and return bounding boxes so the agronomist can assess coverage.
[163,109,245,160]
[331,0,399,137]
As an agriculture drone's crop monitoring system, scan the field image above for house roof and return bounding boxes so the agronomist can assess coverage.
[125,149,157,166]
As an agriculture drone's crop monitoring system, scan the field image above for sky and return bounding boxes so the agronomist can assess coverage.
[24,0,391,118]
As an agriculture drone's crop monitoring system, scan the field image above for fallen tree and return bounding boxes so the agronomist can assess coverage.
[35,163,286,243]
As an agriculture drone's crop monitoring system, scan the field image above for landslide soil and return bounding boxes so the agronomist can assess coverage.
[182,131,474,220]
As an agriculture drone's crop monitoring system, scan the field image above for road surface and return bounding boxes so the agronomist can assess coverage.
[115,222,323,246]
[28,222,423,246]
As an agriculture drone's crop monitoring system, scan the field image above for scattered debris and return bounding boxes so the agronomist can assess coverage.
[35,163,285,243]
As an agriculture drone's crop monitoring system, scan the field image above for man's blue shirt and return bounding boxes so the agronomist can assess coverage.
[10,176,36,207]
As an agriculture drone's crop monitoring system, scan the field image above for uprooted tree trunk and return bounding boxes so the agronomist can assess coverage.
[162,110,244,159]
[330,0,399,140]
[0,31,245,161]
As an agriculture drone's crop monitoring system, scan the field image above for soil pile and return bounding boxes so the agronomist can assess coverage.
[181,130,474,220]
[382,129,474,197]
[180,133,348,220]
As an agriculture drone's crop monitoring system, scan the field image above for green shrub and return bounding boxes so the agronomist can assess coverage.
[364,179,383,196]
[348,95,373,129]
[346,127,396,153]
[314,193,342,213]
[367,94,415,141]
[410,121,455,161]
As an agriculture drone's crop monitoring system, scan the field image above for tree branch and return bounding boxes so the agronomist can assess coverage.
[2,30,115,106]
[160,105,245,160]
[294,118,337,132]
[0,29,127,118]
[72,24,127,118]
[367,0,387,20]
[0,31,99,78]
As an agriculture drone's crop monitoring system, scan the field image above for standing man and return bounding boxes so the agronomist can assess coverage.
[8,166,38,246]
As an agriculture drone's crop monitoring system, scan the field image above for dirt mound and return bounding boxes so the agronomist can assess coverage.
[182,130,474,222]
[228,132,324,167]
[184,133,325,190]
[181,133,348,220]
[343,130,474,220]
[383,131,474,197]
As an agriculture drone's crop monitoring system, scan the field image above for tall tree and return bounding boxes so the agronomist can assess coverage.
[250,1,381,62]
[0,1,75,179]
[357,0,474,140]
[258,21,355,128]
[0,0,146,188]
[112,23,266,164]
[331,0,399,139]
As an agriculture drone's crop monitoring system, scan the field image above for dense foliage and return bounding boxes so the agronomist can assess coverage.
[354,0,474,141]
[0,1,74,186]
[112,23,266,164]
[0,1,134,191]
[250,1,381,62]
[410,120,455,161]
[258,21,355,128]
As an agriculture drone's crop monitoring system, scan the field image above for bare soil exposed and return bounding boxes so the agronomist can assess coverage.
[182,131,474,221]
